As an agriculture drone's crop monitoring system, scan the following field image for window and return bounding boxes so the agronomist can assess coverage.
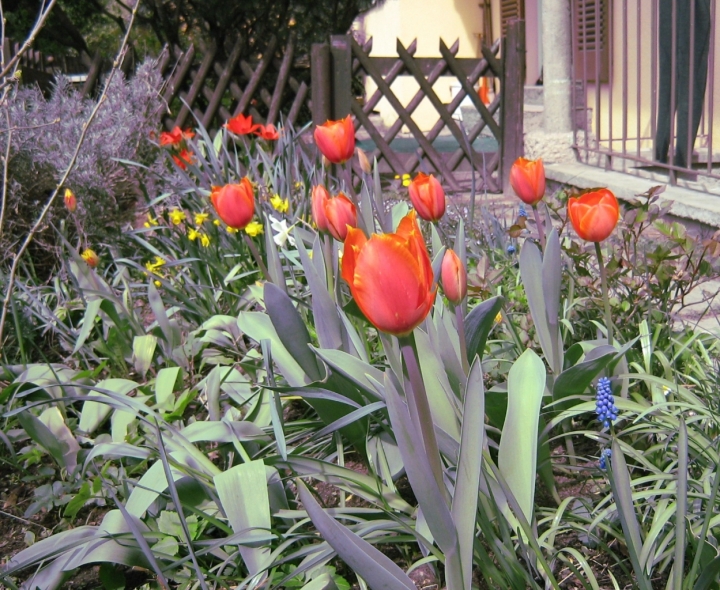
[574,0,610,82]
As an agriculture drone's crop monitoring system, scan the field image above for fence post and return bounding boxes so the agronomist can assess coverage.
[311,43,331,126]
[501,19,526,195]
[330,35,352,119]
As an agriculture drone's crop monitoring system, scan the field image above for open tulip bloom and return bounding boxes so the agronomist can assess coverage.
[342,211,436,337]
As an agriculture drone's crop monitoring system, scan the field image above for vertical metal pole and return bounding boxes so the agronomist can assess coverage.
[330,35,352,120]
[621,0,628,167]
[501,19,526,196]
[606,0,614,170]
[708,0,716,175]
[311,43,332,126]
[687,0,696,170]
[636,0,642,162]
[669,0,678,184]
[651,0,658,150]
[594,0,602,167]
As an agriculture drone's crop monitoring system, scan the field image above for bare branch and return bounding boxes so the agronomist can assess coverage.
[0,1,142,356]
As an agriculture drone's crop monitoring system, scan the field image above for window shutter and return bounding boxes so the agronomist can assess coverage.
[574,0,610,82]
[501,0,525,36]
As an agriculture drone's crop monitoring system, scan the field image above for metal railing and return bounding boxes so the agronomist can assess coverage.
[571,0,720,186]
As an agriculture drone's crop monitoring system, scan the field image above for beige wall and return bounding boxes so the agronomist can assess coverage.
[356,0,486,131]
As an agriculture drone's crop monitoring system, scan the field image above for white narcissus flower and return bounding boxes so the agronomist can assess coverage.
[269,215,296,248]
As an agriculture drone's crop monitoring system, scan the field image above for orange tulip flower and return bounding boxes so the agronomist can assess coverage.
[172,149,195,170]
[255,124,279,141]
[324,193,357,241]
[160,126,194,146]
[225,113,260,136]
[311,185,331,233]
[509,157,546,206]
[342,211,436,336]
[441,248,466,305]
[63,188,77,212]
[567,188,620,243]
[211,178,256,230]
[313,116,355,164]
[408,172,445,222]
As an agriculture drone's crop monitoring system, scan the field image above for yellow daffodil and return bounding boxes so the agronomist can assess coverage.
[194,212,209,225]
[187,227,200,241]
[200,234,210,247]
[145,256,166,274]
[270,194,289,213]
[244,221,264,237]
[144,213,159,228]
[169,209,186,225]
[226,226,239,234]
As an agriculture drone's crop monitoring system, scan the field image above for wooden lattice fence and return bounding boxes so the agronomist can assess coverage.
[311,20,526,193]
[159,35,311,133]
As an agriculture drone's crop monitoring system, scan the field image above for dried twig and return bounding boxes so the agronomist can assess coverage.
[0,2,141,357]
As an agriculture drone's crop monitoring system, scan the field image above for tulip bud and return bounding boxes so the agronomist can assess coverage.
[81,248,100,268]
[567,188,620,242]
[509,157,545,206]
[311,185,331,233]
[357,148,372,175]
[441,249,466,305]
[64,188,77,212]
[211,178,256,229]
[408,173,445,222]
[324,193,357,242]
[313,116,355,164]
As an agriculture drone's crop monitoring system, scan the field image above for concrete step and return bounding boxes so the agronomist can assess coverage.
[524,85,544,106]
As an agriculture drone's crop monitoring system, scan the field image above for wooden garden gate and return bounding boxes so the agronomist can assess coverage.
[310,19,525,193]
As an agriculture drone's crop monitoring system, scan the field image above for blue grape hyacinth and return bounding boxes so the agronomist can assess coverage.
[599,448,612,470]
[595,377,618,429]
[507,244,516,255]
[518,204,528,218]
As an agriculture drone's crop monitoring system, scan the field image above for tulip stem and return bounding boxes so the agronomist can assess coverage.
[243,233,270,281]
[455,305,470,374]
[323,234,336,303]
[532,203,547,250]
[594,241,614,347]
[399,335,447,498]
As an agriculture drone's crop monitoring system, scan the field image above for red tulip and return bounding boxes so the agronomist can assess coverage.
[313,116,355,164]
[567,188,620,242]
[342,211,436,336]
[324,193,357,241]
[441,249,466,305]
[256,124,279,141]
[172,149,195,170]
[64,188,77,212]
[160,126,194,146]
[311,185,331,233]
[509,157,546,206]
[225,114,260,136]
[211,178,255,229]
[408,173,445,222]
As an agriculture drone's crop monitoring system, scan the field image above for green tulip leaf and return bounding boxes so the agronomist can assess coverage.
[464,296,504,363]
[264,282,323,382]
[498,349,545,522]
